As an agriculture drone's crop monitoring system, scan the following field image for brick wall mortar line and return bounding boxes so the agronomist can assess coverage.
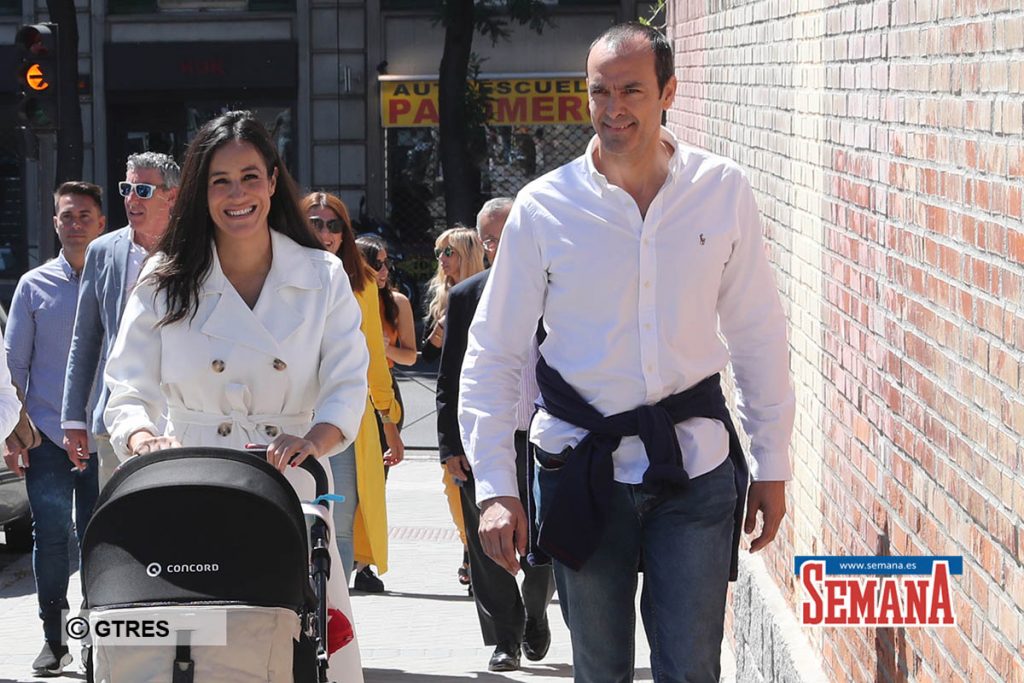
[820,258,1018,352]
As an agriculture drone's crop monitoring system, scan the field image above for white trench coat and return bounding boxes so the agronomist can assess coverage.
[104,229,370,682]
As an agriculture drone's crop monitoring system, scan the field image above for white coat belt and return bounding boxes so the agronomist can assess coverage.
[167,406,312,440]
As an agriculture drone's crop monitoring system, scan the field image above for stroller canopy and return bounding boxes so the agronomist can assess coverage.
[83,448,315,611]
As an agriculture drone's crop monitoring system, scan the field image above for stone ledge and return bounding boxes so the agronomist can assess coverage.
[732,553,827,683]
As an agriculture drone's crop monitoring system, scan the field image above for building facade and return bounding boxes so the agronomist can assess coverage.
[1,0,649,300]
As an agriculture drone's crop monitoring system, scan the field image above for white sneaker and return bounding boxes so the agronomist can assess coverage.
[31,642,72,677]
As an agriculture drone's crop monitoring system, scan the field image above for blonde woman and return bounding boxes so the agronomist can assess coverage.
[421,226,486,362]
[301,191,404,594]
[421,226,485,588]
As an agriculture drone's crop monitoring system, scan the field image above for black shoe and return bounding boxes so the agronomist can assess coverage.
[488,641,521,672]
[522,615,551,661]
[32,641,72,677]
[353,566,385,593]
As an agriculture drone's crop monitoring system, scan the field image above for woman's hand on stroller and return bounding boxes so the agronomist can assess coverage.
[128,430,182,456]
[266,433,320,472]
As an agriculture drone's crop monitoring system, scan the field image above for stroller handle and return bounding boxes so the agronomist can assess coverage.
[244,444,330,500]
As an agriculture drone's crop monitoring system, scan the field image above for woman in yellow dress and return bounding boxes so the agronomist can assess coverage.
[301,191,404,593]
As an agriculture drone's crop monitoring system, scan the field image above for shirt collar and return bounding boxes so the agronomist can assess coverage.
[584,126,682,194]
[205,228,323,295]
[55,250,77,280]
[127,228,149,253]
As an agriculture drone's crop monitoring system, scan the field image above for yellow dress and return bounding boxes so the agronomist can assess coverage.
[352,278,402,574]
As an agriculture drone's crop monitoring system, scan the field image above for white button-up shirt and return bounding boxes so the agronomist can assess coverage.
[125,228,149,295]
[458,128,796,503]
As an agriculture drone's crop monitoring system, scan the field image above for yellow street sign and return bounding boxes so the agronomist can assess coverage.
[26,63,49,91]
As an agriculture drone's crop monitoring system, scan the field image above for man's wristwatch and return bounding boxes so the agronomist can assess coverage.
[378,411,393,424]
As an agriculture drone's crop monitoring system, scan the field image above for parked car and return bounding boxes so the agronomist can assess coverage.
[0,301,32,551]
[0,458,31,551]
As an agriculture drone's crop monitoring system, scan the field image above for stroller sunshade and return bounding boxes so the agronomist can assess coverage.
[83,448,314,611]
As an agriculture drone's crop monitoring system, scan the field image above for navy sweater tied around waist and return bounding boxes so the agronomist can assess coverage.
[531,355,749,580]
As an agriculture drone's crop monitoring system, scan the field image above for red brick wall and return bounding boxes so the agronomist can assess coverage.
[668,1,1023,681]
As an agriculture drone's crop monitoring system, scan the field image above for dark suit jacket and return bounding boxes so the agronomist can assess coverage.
[436,269,490,463]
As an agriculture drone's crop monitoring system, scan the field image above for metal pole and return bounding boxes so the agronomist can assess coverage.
[33,132,57,267]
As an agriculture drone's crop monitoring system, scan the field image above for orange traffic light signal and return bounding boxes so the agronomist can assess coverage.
[15,24,60,130]
[26,64,50,91]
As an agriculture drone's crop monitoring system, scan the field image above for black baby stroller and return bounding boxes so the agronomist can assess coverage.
[80,446,336,682]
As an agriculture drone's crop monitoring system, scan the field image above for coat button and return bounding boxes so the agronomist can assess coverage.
[211,359,225,373]
[265,425,279,437]
[217,423,232,437]
[273,358,287,371]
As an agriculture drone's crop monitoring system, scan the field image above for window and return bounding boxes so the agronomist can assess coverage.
[108,0,294,13]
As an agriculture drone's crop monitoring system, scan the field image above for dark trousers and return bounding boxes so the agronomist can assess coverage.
[460,431,555,645]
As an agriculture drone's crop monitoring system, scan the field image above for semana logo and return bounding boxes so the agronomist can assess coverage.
[146,561,220,577]
[795,555,961,627]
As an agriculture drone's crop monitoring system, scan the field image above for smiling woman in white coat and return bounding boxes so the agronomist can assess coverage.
[102,110,370,682]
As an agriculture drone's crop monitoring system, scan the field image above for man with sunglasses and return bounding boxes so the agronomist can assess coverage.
[62,152,180,488]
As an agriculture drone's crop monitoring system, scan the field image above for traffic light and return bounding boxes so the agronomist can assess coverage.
[15,23,60,131]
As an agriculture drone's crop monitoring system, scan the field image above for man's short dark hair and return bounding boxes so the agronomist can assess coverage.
[588,22,674,94]
[53,181,103,212]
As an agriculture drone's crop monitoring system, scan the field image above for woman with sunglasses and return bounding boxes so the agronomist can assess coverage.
[355,236,416,447]
[301,191,405,595]
[354,237,413,370]
[103,111,368,681]
[356,236,417,369]
[421,227,485,362]
[422,226,485,589]
[355,236,415,504]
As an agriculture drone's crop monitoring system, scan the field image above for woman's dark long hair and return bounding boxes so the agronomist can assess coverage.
[300,191,371,294]
[356,234,399,330]
[149,110,322,326]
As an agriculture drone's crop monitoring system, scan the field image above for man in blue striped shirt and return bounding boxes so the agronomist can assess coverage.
[3,181,106,676]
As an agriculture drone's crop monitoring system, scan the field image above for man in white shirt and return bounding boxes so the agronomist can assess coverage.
[62,152,180,487]
[458,23,795,682]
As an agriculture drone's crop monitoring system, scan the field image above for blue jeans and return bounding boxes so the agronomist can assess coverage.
[24,437,99,644]
[329,444,357,584]
[536,450,737,683]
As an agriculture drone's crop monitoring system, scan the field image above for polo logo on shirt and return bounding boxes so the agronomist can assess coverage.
[699,233,706,246]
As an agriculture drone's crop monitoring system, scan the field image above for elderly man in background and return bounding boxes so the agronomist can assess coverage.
[62,152,180,487]
[437,197,555,672]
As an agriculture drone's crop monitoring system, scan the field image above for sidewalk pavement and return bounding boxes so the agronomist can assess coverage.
[0,366,736,681]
